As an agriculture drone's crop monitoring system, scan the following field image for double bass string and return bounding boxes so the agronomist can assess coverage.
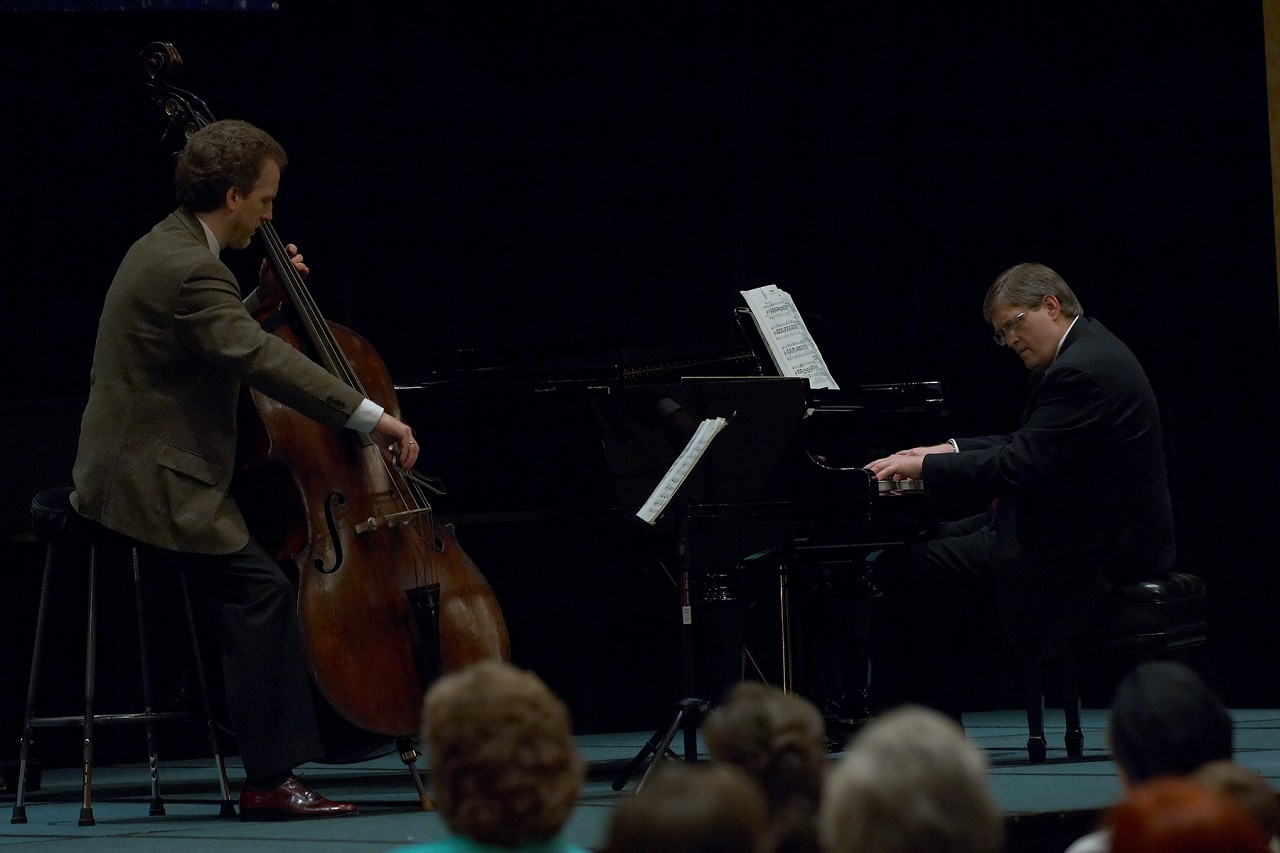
[257,223,358,387]
[257,223,438,589]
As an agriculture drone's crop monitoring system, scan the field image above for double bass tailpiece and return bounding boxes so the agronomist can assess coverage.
[355,506,434,535]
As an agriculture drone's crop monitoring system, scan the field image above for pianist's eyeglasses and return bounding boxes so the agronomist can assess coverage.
[992,311,1027,346]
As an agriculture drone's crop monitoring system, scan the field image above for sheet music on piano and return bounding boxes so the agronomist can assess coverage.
[635,416,729,525]
[740,285,840,391]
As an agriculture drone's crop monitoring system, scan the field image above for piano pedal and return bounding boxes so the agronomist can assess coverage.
[823,714,867,753]
[820,686,874,753]
[820,687,873,723]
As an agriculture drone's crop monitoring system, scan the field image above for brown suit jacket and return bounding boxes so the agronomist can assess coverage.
[72,208,365,554]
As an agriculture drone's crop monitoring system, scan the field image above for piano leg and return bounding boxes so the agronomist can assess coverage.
[778,554,794,695]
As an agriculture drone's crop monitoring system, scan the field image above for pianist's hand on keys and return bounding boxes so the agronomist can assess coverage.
[864,442,954,485]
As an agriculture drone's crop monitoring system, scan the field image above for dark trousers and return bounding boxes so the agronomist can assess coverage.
[141,537,323,784]
[874,513,998,720]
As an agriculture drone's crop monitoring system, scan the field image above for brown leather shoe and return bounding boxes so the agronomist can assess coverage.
[238,776,358,821]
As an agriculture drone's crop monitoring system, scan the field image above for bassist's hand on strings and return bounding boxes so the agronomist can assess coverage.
[373,412,419,471]
[258,242,310,290]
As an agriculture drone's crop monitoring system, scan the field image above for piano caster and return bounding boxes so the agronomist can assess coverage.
[1027,735,1048,764]
[1065,728,1084,758]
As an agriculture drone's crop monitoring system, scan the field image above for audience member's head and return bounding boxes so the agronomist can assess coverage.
[421,660,585,847]
[1109,776,1270,853]
[602,762,769,853]
[818,704,1004,853]
[703,681,827,853]
[1108,661,1232,787]
[1192,760,1280,843]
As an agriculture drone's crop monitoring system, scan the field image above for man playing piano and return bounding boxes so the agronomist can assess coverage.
[864,262,1176,721]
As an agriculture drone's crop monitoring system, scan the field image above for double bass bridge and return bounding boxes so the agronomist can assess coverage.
[355,506,433,534]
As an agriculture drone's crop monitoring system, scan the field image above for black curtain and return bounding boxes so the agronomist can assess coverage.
[2,1,1277,714]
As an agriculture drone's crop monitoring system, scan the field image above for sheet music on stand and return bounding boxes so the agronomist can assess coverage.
[635,416,729,525]
[740,284,840,391]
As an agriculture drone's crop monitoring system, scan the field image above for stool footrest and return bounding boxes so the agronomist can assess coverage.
[30,712,198,727]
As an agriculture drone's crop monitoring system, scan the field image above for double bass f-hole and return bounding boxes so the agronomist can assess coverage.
[318,491,347,573]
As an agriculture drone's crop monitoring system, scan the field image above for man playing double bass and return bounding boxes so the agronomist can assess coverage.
[71,119,418,820]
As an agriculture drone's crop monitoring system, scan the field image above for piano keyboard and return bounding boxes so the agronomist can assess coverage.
[877,477,926,494]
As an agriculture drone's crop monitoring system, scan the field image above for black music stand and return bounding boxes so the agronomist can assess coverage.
[609,510,709,792]
[602,378,810,792]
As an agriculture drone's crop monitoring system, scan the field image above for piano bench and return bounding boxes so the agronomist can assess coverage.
[1022,570,1209,764]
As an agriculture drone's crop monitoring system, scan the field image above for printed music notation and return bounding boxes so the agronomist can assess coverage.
[636,416,729,525]
[740,284,840,391]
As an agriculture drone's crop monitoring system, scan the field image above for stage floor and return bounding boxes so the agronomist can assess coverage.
[3,708,1279,852]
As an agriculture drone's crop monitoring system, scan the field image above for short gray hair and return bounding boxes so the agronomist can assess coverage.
[818,705,1004,853]
[982,262,1083,324]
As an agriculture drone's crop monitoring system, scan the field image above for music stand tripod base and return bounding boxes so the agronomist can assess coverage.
[611,697,709,792]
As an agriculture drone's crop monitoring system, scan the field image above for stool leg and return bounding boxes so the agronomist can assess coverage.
[130,547,165,817]
[10,539,59,825]
[80,543,99,827]
[1024,658,1047,763]
[1061,657,1083,757]
[179,574,236,818]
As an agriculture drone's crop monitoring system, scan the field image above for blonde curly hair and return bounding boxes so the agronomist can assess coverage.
[422,660,585,846]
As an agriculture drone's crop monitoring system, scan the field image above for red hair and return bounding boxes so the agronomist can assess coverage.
[1110,777,1270,853]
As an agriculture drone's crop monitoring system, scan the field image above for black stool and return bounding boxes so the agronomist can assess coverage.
[10,487,236,826]
[1023,571,1209,762]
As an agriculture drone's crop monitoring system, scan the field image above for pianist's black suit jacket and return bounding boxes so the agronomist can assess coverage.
[921,316,1176,655]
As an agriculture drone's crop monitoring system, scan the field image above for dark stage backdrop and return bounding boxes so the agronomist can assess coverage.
[2,1,1279,748]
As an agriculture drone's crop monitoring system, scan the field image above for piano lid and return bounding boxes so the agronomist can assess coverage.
[410,324,762,390]
[392,309,946,521]
[403,343,762,391]
[392,373,887,522]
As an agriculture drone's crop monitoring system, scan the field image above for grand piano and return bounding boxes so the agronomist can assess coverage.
[0,313,951,744]
[393,311,950,728]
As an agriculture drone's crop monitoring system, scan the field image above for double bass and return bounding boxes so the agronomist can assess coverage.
[138,42,509,798]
